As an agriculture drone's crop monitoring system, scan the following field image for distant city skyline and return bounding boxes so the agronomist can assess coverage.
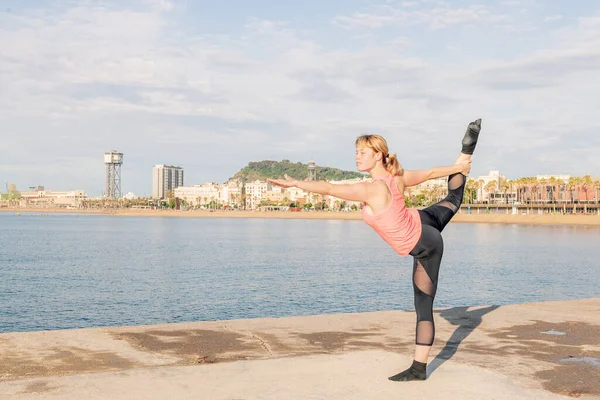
[2,1,600,196]
[3,153,600,198]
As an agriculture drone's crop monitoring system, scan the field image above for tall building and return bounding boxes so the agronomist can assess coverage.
[152,165,184,199]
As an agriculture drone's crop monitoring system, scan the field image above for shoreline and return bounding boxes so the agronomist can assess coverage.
[2,207,600,226]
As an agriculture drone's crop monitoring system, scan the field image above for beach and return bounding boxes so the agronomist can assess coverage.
[2,207,600,226]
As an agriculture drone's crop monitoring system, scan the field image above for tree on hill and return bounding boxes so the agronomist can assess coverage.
[230,160,365,182]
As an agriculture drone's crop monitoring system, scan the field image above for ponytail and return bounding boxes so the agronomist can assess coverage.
[384,153,404,176]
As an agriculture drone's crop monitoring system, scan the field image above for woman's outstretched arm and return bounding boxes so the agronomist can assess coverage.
[268,177,372,203]
[403,162,470,187]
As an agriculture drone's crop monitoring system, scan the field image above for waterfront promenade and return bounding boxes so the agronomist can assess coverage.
[1,298,598,399]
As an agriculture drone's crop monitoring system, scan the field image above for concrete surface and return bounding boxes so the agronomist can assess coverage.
[1,298,599,399]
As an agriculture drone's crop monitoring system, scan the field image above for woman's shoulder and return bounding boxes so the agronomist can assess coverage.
[392,174,406,195]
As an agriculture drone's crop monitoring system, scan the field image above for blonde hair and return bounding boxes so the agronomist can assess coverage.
[355,134,404,176]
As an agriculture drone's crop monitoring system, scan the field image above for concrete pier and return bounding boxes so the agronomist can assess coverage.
[1,298,599,399]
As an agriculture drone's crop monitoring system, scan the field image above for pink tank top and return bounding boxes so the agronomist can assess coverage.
[361,175,422,256]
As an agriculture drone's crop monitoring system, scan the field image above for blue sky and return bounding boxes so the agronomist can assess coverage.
[1,0,600,196]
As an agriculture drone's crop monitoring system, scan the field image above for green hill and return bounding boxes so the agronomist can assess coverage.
[231,160,365,182]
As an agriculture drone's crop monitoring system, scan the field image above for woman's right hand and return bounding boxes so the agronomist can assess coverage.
[460,160,472,176]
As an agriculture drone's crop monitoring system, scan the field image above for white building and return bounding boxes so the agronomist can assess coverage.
[174,182,221,207]
[19,189,88,208]
[472,170,507,203]
[243,180,272,210]
[284,187,308,202]
[409,177,449,200]
[152,165,184,199]
[220,180,243,208]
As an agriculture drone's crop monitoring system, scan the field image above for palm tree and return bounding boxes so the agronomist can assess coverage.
[582,175,593,202]
[477,179,484,204]
[484,181,497,204]
[515,178,523,206]
[500,180,510,205]
[545,177,557,213]
[312,194,319,210]
[538,178,548,204]
[567,177,577,204]
[465,179,477,204]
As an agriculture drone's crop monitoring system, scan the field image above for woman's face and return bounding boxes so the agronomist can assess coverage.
[355,146,378,172]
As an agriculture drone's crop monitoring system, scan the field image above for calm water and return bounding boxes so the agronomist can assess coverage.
[0,213,598,333]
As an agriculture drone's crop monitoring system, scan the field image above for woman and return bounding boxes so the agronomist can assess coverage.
[268,119,482,381]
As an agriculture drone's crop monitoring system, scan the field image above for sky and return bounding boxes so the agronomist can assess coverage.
[1,0,599,197]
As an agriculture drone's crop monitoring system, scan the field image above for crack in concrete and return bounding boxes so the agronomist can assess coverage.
[222,323,274,357]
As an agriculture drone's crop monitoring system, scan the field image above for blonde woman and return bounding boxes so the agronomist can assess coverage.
[268,119,482,381]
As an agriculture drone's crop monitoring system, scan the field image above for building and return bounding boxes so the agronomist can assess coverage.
[285,187,309,203]
[409,177,449,200]
[219,180,243,209]
[264,186,286,204]
[470,170,505,203]
[174,182,220,207]
[19,189,88,208]
[152,165,184,199]
[243,180,273,210]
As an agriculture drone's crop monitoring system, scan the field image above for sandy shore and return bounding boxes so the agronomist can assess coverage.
[1,298,599,399]
[3,207,600,226]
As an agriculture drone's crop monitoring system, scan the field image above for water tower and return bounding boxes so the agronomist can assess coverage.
[104,150,123,199]
[307,160,316,181]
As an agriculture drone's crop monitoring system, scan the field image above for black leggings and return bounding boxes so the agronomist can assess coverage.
[408,172,466,346]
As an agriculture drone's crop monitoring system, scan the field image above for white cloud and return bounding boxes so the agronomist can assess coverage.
[333,4,506,30]
[543,15,563,23]
[141,0,174,12]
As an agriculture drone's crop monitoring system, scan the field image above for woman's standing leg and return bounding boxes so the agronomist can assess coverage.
[389,225,443,381]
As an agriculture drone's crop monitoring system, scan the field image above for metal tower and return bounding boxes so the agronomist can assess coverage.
[307,160,316,181]
[104,150,123,199]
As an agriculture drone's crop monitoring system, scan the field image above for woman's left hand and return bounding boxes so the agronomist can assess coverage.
[267,174,298,188]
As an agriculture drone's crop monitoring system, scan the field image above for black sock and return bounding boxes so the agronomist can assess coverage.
[461,118,482,155]
[388,360,427,382]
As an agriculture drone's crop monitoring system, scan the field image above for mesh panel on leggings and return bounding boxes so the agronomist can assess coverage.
[414,260,436,346]
[436,173,465,212]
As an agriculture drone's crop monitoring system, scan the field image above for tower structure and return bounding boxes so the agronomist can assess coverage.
[307,160,316,181]
[104,150,123,199]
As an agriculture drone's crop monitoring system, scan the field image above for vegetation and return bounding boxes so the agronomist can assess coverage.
[231,160,365,182]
